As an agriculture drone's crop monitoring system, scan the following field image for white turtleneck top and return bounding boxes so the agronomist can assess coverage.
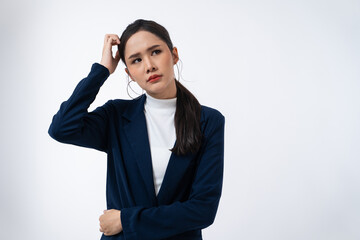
[144,92,177,196]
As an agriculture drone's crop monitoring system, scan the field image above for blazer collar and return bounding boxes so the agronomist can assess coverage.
[121,94,200,205]
[121,94,147,121]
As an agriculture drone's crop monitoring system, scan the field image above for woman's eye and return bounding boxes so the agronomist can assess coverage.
[152,49,161,55]
[132,50,161,64]
[133,58,141,64]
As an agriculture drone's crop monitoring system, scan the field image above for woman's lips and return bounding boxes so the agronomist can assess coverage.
[148,76,162,83]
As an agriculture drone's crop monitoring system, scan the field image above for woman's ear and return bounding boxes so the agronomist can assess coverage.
[172,47,179,65]
[125,68,134,81]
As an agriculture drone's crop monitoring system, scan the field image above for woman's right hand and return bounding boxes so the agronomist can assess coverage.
[100,34,121,75]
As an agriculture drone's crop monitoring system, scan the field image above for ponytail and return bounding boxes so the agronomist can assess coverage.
[170,80,202,155]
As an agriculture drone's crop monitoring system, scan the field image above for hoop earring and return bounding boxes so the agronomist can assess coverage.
[174,58,185,82]
[126,75,144,99]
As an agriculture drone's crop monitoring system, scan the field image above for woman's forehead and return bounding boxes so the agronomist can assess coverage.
[124,31,165,56]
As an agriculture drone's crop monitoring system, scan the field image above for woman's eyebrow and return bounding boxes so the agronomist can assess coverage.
[128,44,161,60]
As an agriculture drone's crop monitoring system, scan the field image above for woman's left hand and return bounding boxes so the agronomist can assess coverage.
[99,209,123,236]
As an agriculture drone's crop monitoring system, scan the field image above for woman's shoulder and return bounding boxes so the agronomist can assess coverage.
[200,105,225,135]
[199,105,225,142]
[200,105,225,122]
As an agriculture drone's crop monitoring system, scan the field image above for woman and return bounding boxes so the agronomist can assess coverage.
[48,19,225,240]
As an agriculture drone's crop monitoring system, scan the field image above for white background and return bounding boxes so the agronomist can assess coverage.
[1,0,359,239]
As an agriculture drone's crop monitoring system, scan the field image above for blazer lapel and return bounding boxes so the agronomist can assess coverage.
[156,148,197,204]
[122,94,157,204]
[157,111,206,204]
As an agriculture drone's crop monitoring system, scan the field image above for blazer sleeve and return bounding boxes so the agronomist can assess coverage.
[48,63,111,153]
[120,111,225,240]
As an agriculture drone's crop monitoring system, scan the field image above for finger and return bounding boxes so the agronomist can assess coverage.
[104,38,115,56]
[106,37,112,48]
[103,35,114,50]
[110,34,120,42]
[105,34,118,43]
[110,37,120,46]
[103,35,120,57]
[104,34,120,42]
[104,34,117,43]
[104,34,112,46]
[102,38,111,54]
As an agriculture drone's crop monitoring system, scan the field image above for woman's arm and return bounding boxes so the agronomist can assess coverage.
[119,111,225,240]
[48,34,121,152]
[48,63,112,152]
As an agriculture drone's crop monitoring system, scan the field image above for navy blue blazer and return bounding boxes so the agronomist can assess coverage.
[48,63,225,240]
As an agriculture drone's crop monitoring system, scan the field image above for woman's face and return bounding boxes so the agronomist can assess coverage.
[124,30,179,99]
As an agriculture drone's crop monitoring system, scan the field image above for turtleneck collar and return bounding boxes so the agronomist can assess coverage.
[145,92,177,109]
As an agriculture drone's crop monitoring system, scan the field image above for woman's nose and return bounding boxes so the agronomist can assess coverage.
[144,57,157,73]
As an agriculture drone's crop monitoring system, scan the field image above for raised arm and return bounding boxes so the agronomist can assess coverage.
[48,34,121,152]
[48,62,112,152]
[119,111,225,240]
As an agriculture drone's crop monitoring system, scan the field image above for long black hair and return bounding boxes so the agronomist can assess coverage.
[118,19,202,156]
